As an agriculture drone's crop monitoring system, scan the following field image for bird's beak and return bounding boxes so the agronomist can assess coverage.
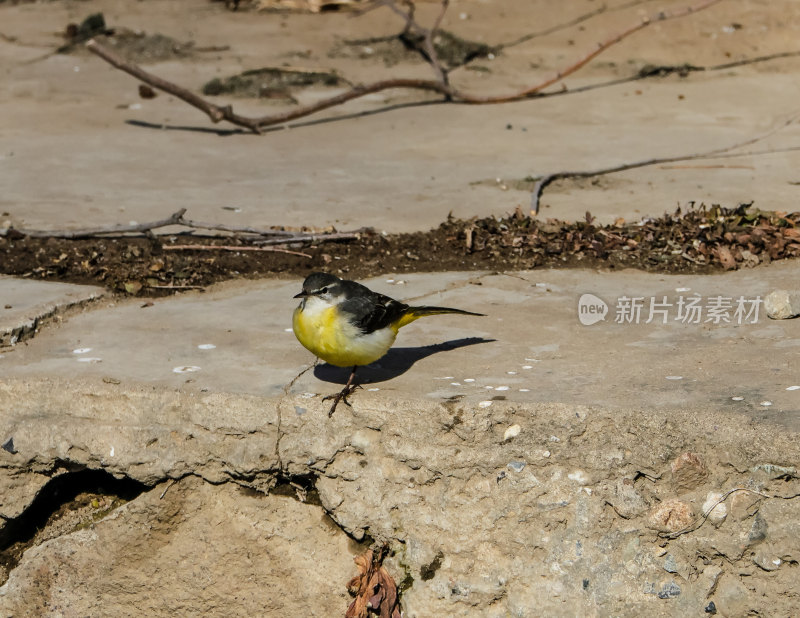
[293,291,308,298]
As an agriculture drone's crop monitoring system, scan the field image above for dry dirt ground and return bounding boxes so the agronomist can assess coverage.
[2,0,800,616]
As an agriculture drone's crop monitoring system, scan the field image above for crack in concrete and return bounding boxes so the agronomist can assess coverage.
[275,361,317,471]
[0,467,147,586]
[0,292,105,348]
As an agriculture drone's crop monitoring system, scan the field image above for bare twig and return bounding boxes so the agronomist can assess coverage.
[159,479,176,499]
[1,208,372,242]
[253,231,368,245]
[176,214,372,240]
[460,0,725,104]
[423,0,450,86]
[660,484,800,540]
[496,3,612,51]
[1,209,188,239]
[530,109,800,214]
[85,0,725,132]
[163,244,312,257]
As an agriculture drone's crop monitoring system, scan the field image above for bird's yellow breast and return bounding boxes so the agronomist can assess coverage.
[293,301,396,367]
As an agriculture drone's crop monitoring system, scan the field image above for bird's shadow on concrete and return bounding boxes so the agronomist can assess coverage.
[313,337,495,385]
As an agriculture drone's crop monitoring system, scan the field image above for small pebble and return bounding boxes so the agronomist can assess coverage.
[765,289,800,320]
[666,376,683,380]
[731,396,744,401]
[760,401,773,406]
[522,365,533,369]
[495,386,510,391]
[787,386,800,391]
[450,382,461,386]
[173,366,201,373]
[507,371,517,375]
[702,491,728,525]
[503,424,521,440]
[484,385,494,390]
[675,287,691,292]
[478,401,492,408]
[284,328,293,332]
[367,387,380,391]
[507,461,526,473]
[109,446,115,457]
[76,357,102,363]
[463,378,475,383]
[197,344,216,350]
[73,348,92,354]
[519,388,530,392]
[542,450,551,458]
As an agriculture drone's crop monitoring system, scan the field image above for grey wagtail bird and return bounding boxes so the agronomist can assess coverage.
[293,272,485,416]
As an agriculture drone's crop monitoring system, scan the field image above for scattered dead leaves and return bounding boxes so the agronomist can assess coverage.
[1,203,799,297]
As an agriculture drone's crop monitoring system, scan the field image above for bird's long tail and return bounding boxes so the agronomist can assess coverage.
[396,306,485,330]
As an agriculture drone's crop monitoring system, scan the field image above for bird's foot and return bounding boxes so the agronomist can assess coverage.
[323,383,362,417]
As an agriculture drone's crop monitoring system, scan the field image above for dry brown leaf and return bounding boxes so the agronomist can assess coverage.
[715,245,737,270]
[345,547,401,618]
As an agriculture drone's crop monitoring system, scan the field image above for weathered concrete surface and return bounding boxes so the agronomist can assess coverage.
[0,475,356,617]
[3,0,800,613]
[1,267,799,614]
[1,379,799,616]
[0,276,104,347]
[2,265,799,428]
[2,0,800,233]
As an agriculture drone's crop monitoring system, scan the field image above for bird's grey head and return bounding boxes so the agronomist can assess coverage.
[294,272,343,304]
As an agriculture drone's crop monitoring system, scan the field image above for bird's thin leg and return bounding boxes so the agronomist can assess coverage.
[323,366,361,417]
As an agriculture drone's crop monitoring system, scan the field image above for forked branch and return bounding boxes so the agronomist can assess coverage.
[0,208,373,242]
[86,0,725,133]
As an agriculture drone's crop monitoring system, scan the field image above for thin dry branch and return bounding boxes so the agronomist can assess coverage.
[461,0,725,104]
[1,209,188,239]
[660,486,800,540]
[0,208,373,243]
[162,244,312,257]
[85,0,724,132]
[529,109,800,213]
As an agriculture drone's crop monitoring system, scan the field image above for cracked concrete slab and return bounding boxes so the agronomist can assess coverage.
[0,476,357,617]
[1,378,799,616]
[2,266,799,429]
[3,0,800,614]
[2,1,800,233]
[0,276,105,347]
[0,266,798,615]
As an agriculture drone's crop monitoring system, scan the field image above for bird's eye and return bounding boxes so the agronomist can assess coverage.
[320,287,328,294]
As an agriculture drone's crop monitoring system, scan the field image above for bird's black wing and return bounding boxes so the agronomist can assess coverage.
[338,281,409,335]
